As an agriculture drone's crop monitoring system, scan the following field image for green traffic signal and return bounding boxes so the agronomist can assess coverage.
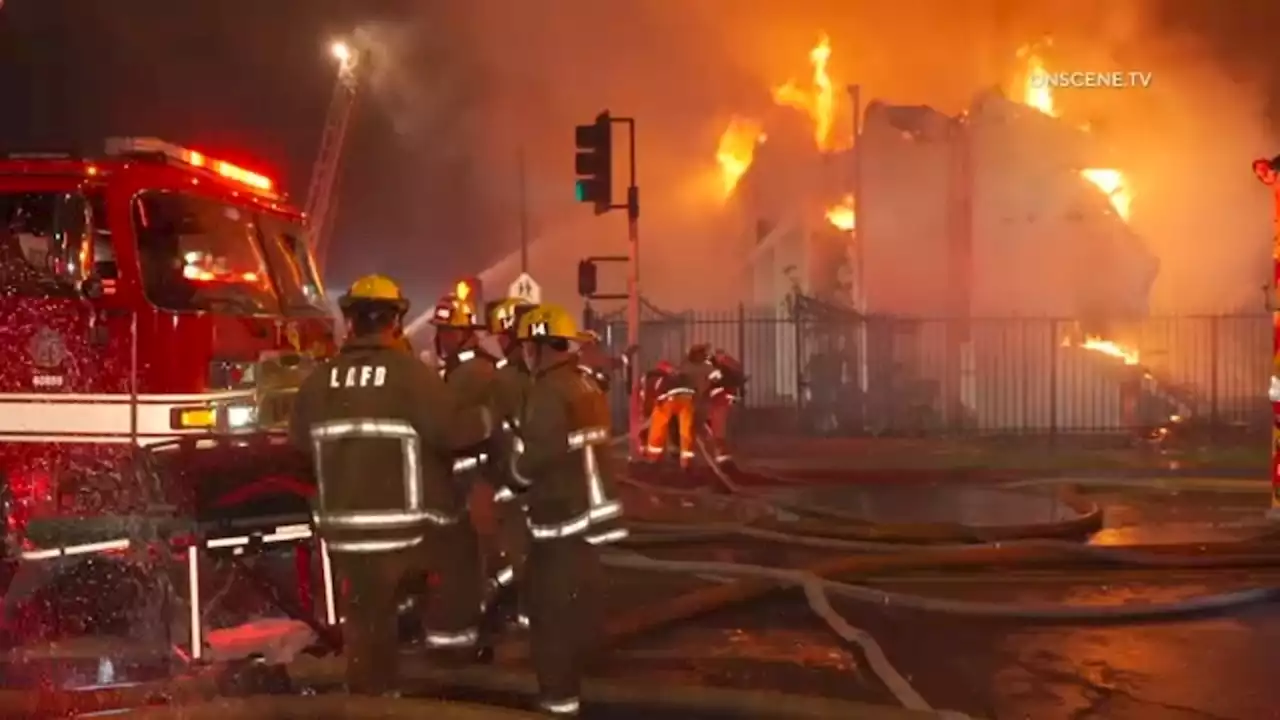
[575,179,587,202]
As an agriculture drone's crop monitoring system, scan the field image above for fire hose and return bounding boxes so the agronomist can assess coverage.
[590,432,1280,715]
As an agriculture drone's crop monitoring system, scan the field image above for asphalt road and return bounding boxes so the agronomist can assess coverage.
[2,475,1279,719]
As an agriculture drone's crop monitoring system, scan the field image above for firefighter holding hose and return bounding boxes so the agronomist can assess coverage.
[289,274,491,695]
[513,303,628,716]
[642,342,715,469]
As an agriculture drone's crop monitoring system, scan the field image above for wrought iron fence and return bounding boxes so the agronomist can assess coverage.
[589,301,1272,436]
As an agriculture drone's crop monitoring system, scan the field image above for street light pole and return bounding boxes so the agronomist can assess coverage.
[519,147,530,274]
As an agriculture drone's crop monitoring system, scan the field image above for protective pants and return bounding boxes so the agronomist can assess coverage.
[332,548,420,695]
[706,398,734,465]
[419,522,485,654]
[484,494,531,631]
[645,395,695,468]
[528,536,602,716]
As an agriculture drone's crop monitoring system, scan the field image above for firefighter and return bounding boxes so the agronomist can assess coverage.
[705,348,747,467]
[479,296,538,635]
[289,274,491,696]
[429,289,509,635]
[643,356,697,469]
[513,303,627,716]
[576,329,629,392]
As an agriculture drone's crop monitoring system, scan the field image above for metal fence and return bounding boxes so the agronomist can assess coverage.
[590,303,1273,436]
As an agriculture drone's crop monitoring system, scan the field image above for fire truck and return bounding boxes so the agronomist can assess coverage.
[0,138,334,582]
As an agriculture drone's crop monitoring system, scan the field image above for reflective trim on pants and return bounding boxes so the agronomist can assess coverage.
[585,526,629,545]
[423,626,479,648]
[539,697,581,716]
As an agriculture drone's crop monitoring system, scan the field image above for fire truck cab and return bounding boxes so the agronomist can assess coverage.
[0,138,335,555]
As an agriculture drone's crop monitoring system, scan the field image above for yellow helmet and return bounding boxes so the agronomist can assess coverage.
[517,303,585,341]
[488,297,534,334]
[339,274,408,312]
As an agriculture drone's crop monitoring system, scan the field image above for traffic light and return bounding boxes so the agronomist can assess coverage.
[577,259,598,297]
[574,111,613,214]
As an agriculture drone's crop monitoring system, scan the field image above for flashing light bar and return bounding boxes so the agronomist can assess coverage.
[104,137,276,195]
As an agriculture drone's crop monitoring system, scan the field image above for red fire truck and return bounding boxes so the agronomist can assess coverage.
[0,137,336,557]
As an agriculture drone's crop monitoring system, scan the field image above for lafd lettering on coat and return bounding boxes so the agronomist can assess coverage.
[330,365,389,388]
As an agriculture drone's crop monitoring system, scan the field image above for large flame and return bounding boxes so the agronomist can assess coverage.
[1065,334,1141,365]
[1079,168,1132,221]
[772,34,839,150]
[715,116,766,199]
[1015,43,1132,222]
[825,193,855,231]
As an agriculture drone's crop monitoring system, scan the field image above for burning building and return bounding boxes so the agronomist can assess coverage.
[732,37,1163,432]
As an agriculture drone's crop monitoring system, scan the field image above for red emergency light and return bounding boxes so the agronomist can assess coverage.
[105,137,278,197]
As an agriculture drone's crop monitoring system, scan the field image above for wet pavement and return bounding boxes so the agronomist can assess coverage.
[3,471,1280,719]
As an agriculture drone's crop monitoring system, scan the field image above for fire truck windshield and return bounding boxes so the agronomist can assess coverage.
[0,191,89,297]
[133,191,321,316]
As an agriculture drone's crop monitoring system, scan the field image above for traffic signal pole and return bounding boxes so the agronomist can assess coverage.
[622,121,642,460]
[573,111,642,457]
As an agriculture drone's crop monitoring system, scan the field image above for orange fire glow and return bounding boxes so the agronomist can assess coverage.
[825,194,855,231]
[714,34,847,203]
[1015,43,1132,222]
[1062,334,1141,365]
[772,33,840,151]
[715,116,766,199]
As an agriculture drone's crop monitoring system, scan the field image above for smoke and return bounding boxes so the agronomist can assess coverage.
[355,0,1276,315]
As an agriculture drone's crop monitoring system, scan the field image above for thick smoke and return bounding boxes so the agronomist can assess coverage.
[357,0,1277,315]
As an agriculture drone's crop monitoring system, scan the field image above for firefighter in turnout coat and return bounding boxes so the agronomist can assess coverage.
[514,303,628,716]
[290,274,492,695]
[479,296,538,632]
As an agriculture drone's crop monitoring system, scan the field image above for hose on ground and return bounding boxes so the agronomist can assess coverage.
[607,552,1280,623]
[603,549,1280,715]
[597,539,1280,657]
[622,520,1280,567]
[605,549,936,713]
[618,436,1106,544]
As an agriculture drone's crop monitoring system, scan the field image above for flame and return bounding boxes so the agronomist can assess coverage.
[825,194,856,231]
[1079,168,1132,221]
[1062,334,1140,365]
[1014,43,1133,222]
[715,116,767,199]
[1017,45,1057,117]
[455,280,471,301]
[772,34,839,150]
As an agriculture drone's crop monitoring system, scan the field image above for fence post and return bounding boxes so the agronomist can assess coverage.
[737,302,746,363]
[1048,318,1059,443]
[1208,312,1218,425]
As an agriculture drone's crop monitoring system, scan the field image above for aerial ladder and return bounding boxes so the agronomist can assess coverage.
[306,40,361,278]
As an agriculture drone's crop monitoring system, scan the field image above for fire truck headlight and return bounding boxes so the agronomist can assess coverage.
[225,404,257,430]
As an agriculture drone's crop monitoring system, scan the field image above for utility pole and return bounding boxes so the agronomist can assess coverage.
[519,147,530,273]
